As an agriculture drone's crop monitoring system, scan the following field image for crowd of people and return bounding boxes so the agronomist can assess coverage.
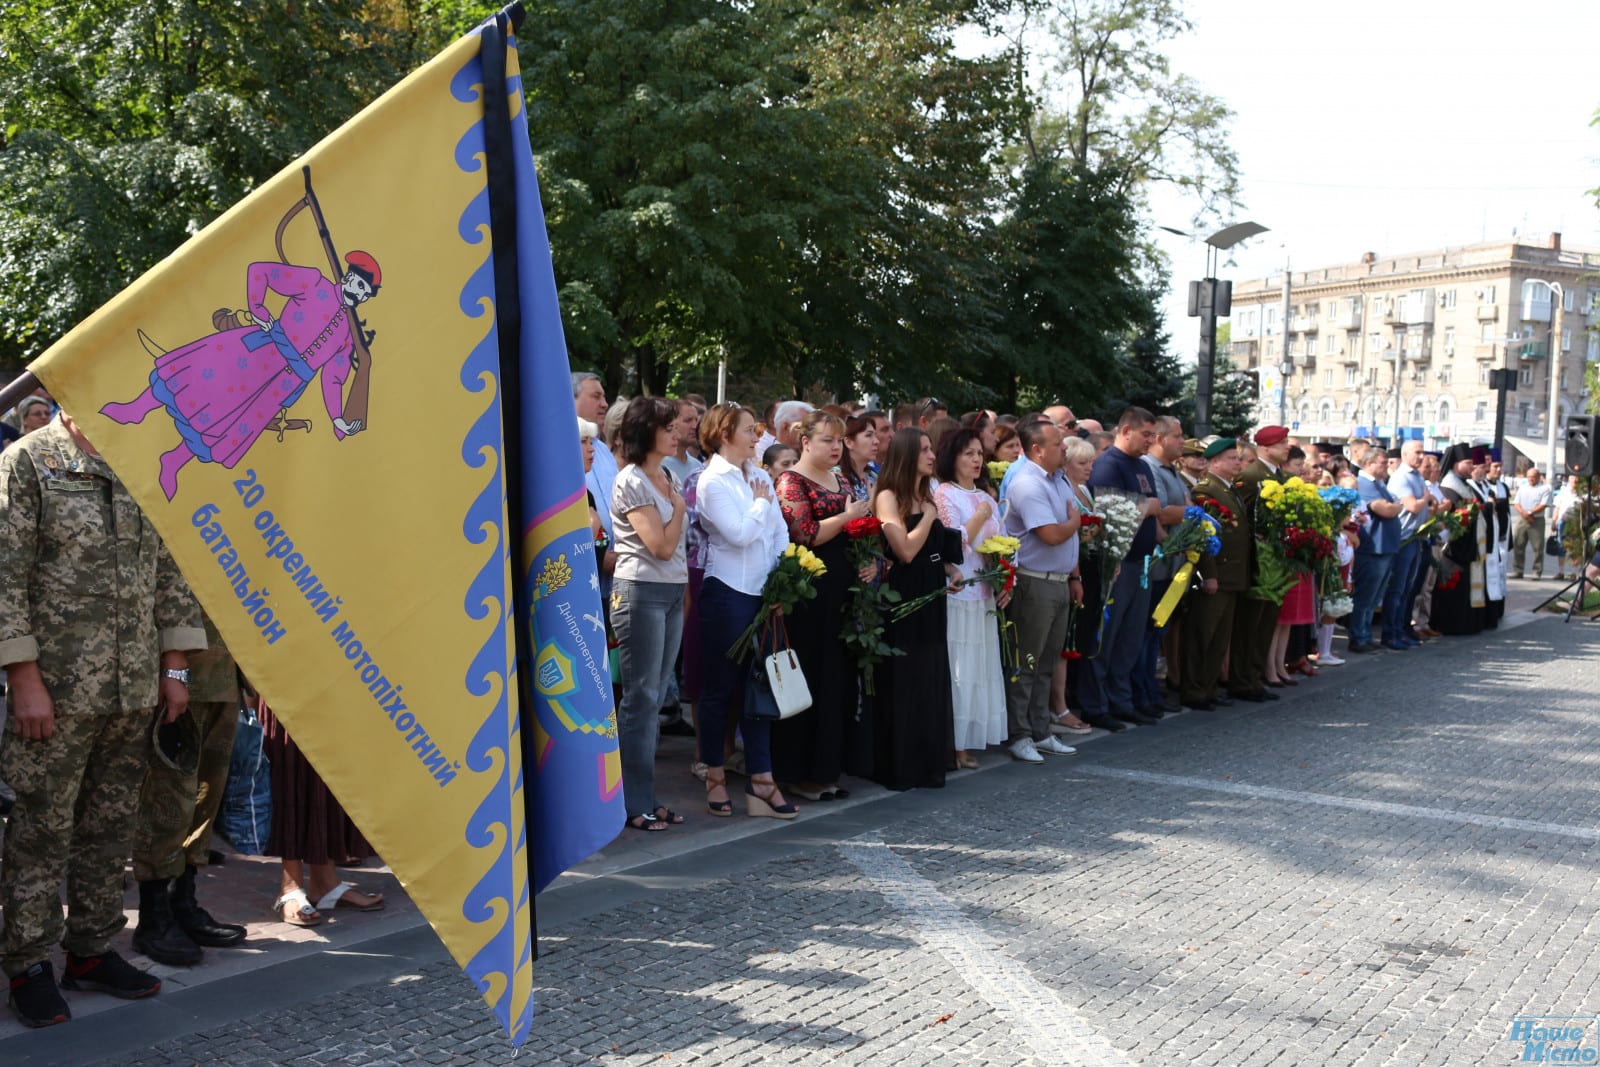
[0,379,1595,1030]
[572,373,1599,833]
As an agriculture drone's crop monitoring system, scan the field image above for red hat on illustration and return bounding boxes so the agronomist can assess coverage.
[345,250,382,287]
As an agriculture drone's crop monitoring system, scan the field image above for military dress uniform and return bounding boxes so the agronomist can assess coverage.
[1228,456,1284,698]
[0,419,204,1008]
[1182,471,1252,707]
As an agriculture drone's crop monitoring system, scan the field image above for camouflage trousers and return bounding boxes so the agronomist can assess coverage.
[130,699,239,882]
[0,708,149,976]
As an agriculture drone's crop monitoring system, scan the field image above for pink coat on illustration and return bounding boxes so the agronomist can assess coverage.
[102,252,379,500]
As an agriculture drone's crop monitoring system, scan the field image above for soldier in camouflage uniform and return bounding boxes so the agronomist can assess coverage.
[0,410,206,1028]
[129,611,248,965]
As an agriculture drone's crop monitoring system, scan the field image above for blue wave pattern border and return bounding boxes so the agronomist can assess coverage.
[448,39,533,1045]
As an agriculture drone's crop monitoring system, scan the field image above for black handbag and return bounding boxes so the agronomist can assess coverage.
[743,663,782,721]
[1546,534,1562,557]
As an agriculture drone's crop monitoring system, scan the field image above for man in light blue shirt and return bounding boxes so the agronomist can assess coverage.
[1001,421,1082,763]
[1383,439,1428,647]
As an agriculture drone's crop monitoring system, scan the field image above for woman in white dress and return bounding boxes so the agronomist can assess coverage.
[932,428,1008,766]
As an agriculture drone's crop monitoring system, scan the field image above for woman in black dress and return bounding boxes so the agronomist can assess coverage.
[773,410,871,800]
[871,428,958,791]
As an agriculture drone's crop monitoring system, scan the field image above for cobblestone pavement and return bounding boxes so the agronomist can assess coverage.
[10,612,1600,1066]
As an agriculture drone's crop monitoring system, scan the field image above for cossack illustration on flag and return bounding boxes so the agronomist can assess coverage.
[25,7,621,1045]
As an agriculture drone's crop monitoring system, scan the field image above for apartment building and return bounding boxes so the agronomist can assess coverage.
[1224,235,1598,458]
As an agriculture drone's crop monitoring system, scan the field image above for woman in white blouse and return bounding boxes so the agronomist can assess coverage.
[695,403,797,820]
[610,397,690,832]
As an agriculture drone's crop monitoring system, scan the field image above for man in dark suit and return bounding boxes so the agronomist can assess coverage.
[1182,439,1251,710]
[1227,426,1291,702]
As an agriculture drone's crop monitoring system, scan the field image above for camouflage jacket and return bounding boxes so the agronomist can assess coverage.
[0,418,206,715]
[190,610,242,704]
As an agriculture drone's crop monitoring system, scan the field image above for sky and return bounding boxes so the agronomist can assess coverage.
[1142,0,1600,361]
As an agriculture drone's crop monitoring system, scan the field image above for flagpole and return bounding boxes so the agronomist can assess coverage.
[0,370,41,415]
[477,0,538,948]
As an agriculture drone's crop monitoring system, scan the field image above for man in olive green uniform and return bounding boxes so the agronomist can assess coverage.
[1182,439,1251,709]
[0,411,206,1027]
[130,611,248,965]
[1227,425,1291,703]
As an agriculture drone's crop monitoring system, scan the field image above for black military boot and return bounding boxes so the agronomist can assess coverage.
[171,865,247,948]
[131,879,203,966]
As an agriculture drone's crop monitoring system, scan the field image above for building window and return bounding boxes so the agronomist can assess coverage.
[1588,335,1599,362]
[1481,322,1496,343]
[1438,399,1452,423]
[1479,363,1491,384]
[1440,289,1457,309]
[1343,400,1355,419]
[1302,368,1313,387]
[1443,326,1455,352]
[1520,367,1534,386]
[1412,400,1426,423]
[1564,288,1575,312]
[1307,337,1317,357]
[1481,285,1496,304]
[1474,400,1488,423]
[1345,366,1359,386]
[1266,339,1275,357]
[1439,367,1452,386]
[1323,369,1333,387]
[1562,329,1572,352]
[1561,368,1569,389]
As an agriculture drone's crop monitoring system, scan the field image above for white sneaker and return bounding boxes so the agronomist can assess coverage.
[1035,735,1077,756]
[1317,654,1346,666]
[1009,738,1044,763]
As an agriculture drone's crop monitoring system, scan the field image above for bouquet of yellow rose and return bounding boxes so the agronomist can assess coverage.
[726,543,827,661]
[972,534,1034,681]
[1255,476,1339,603]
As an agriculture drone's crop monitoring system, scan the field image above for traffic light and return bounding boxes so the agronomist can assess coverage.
[1566,414,1597,478]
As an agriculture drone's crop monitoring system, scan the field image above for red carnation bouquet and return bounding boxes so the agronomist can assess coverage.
[1200,499,1237,529]
[840,515,902,695]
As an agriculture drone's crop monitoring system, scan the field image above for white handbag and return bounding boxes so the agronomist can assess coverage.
[763,646,812,719]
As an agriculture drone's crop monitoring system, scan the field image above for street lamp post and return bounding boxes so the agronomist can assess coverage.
[1172,221,1268,437]
[1521,279,1564,476]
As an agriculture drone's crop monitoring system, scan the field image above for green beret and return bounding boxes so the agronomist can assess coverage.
[1203,437,1238,460]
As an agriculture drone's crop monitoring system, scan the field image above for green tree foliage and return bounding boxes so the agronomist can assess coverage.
[520,0,1018,401]
[985,160,1169,416]
[0,0,474,370]
[1003,0,1240,227]
[1,0,1235,416]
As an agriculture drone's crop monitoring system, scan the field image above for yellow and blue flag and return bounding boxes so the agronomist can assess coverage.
[28,8,621,1045]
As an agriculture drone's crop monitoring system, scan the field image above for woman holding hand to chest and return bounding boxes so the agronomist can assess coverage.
[695,403,796,820]
[610,398,690,832]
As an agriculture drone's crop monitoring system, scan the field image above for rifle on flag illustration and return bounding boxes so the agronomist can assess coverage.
[271,166,376,430]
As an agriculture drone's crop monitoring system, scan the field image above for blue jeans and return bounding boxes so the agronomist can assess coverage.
[696,576,772,775]
[612,577,685,817]
[1132,577,1171,707]
[1382,540,1421,642]
[1349,552,1394,646]
[1084,562,1153,715]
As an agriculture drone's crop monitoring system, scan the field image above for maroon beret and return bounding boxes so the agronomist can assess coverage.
[1253,425,1289,447]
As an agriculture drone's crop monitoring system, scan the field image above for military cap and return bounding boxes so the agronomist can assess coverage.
[1253,425,1289,447]
[1203,437,1239,459]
